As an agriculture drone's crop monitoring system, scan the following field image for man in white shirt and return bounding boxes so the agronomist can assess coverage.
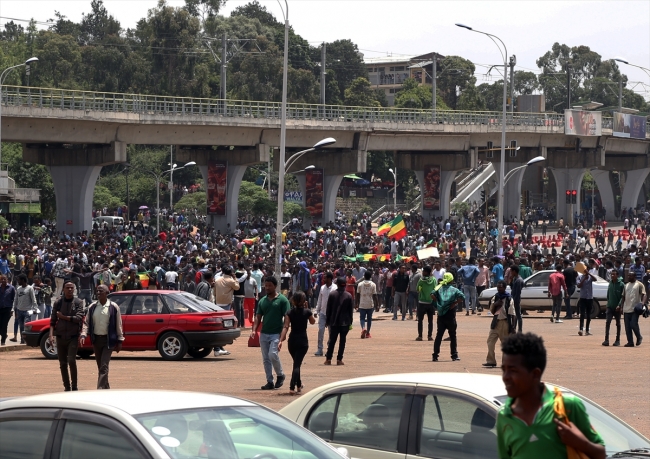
[356,271,378,339]
[432,261,446,282]
[621,271,645,347]
[165,270,179,290]
[314,272,334,356]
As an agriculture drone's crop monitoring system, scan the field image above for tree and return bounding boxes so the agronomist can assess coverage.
[93,185,124,210]
[394,78,449,110]
[0,216,8,231]
[238,181,276,216]
[344,77,381,107]
[80,0,121,45]
[513,71,539,96]
[323,39,368,103]
[231,1,280,27]
[437,56,476,109]
[174,191,207,215]
[284,202,306,219]
[184,0,226,20]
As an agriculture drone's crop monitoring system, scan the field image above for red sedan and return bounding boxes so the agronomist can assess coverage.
[23,291,241,361]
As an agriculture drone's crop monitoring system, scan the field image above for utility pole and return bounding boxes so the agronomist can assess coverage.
[320,43,326,106]
[619,79,623,111]
[509,55,516,114]
[221,33,227,114]
[566,64,571,109]
[432,57,437,122]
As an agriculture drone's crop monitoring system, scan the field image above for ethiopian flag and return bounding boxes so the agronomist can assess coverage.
[387,215,407,241]
[377,221,392,236]
[243,237,259,245]
[138,272,150,288]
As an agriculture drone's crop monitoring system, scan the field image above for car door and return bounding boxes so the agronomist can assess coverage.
[406,388,498,459]
[303,386,414,459]
[0,409,58,459]
[52,410,151,458]
[108,294,133,349]
[521,271,551,308]
[125,295,170,349]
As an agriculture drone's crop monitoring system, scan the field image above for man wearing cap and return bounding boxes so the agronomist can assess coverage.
[324,277,354,365]
[431,272,465,362]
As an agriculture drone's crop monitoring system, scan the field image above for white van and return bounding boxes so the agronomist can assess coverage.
[93,216,124,228]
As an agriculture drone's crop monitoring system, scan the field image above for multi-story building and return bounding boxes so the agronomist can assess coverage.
[365,52,444,106]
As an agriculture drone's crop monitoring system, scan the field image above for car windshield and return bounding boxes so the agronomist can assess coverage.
[136,406,344,459]
[494,393,649,455]
[168,292,224,312]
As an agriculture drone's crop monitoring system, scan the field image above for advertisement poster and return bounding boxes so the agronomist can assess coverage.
[305,168,324,218]
[613,112,647,139]
[564,110,602,136]
[423,165,441,211]
[207,161,227,215]
[284,191,303,202]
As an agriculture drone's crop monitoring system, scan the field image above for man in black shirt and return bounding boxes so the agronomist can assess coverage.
[563,259,578,319]
[392,264,410,321]
[325,277,354,366]
[49,283,85,391]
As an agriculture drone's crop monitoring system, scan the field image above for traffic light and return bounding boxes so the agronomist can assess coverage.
[480,190,486,202]
[571,189,577,204]
[486,141,494,159]
[509,140,518,157]
[565,190,571,203]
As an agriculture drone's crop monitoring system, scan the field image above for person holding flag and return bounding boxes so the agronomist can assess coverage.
[431,273,465,362]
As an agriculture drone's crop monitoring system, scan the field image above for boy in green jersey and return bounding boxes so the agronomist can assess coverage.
[497,333,605,459]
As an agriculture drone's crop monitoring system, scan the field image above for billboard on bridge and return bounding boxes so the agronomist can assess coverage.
[613,112,647,139]
[207,160,227,216]
[423,165,441,211]
[564,110,602,136]
[305,168,323,218]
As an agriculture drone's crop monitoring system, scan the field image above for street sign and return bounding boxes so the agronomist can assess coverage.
[66,220,73,225]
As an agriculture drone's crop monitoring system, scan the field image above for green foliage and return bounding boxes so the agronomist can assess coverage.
[174,191,207,214]
[2,142,56,219]
[394,78,450,110]
[283,202,306,219]
[344,77,381,107]
[320,39,368,103]
[32,225,46,238]
[0,216,8,231]
[231,1,280,26]
[93,185,124,210]
[452,201,470,215]
[239,181,276,217]
[437,56,477,109]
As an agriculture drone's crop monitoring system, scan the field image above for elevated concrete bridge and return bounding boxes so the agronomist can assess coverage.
[1,85,649,233]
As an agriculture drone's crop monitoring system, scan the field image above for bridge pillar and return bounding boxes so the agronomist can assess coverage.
[176,145,270,234]
[23,142,127,234]
[590,170,616,221]
[295,172,345,228]
[414,169,459,221]
[550,168,585,227]
[621,168,650,214]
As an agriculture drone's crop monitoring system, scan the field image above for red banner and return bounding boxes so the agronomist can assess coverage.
[305,168,324,218]
[423,165,441,211]
[207,161,227,216]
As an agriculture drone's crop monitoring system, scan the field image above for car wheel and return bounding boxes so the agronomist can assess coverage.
[158,332,188,360]
[77,350,95,359]
[187,347,213,359]
[40,334,57,359]
[591,300,602,319]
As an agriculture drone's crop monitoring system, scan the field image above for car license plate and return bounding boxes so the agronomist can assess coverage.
[223,319,234,328]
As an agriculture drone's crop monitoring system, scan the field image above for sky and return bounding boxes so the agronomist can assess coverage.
[1,0,649,100]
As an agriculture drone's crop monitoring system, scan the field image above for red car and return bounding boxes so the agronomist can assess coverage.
[23,291,241,361]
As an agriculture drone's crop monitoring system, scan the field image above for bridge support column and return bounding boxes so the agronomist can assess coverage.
[590,170,616,221]
[295,173,345,228]
[621,168,650,214]
[23,142,126,235]
[550,168,585,227]
[177,145,270,234]
[415,169,459,221]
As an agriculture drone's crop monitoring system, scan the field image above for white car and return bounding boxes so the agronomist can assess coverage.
[0,390,349,459]
[280,373,650,459]
[478,270,609,319]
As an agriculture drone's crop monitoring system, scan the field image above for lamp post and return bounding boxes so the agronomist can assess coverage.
[274,138,336,281]
[388,167,397,211]
[613,57,650,79]
[457,23,508,238]
[0,57,38,168]
[169,159,196,211]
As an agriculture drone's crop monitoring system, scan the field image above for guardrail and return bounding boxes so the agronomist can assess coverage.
[0,85,595,128]
[0,187,40,201]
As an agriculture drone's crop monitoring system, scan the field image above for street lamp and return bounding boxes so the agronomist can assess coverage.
[275,138,336,281]
[388,168,397,211]
[502,156,545,185]
[169,160,196,211]
[613,57,650,78]
[0,57,38,168]
[457,23,508,238]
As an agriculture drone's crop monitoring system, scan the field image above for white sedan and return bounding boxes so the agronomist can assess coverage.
[478,270,609,319]
[280,373,649,459]
[0,390,349,459]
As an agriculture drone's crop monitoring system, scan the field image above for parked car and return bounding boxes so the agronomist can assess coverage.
[93,216,125,228]
[0,390,350,459]
[280,373,650,459]
[478,270,608,319]
[23,291,241,361]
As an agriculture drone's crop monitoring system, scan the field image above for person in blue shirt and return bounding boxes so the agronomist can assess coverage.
[492,258,505,284]
[458,258,481,315]
[0,253,10,278]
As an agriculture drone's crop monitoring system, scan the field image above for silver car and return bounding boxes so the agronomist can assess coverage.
[478,270,608,319]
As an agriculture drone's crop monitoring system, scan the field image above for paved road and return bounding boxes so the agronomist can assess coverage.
[1,310,648,437]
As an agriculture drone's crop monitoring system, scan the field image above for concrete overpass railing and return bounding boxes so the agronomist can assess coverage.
[2,85,627,129]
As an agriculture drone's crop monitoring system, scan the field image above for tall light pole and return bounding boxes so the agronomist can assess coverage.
[0,57,38,168]
[613,57,650,79]
[457,23,508,238]
[169,157,196,212]
[389,168,397,211]
[274,138,336,281]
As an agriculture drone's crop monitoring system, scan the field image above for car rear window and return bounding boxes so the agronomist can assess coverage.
[167,293,224,313]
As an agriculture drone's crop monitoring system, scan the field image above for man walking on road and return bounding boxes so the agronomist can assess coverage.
[603,269,624,347]
[392,264,409,320]
[0,275,16,345]
[325,277,354,365]
[431,273,465,362]
[80,284,124,389]
[10,274,37,344]
[314,272,334,356]
[415,266,437,341]
[458,257,480,315]
[620,271,645,347]
[50,282,85,391]
[548,265,568,323]
[252,277,290,390]
[483,281,514,368]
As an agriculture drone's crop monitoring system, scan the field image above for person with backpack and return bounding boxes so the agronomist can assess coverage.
[49,282,85,391]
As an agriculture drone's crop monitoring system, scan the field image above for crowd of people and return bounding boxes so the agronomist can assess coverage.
[0,207,648,392]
